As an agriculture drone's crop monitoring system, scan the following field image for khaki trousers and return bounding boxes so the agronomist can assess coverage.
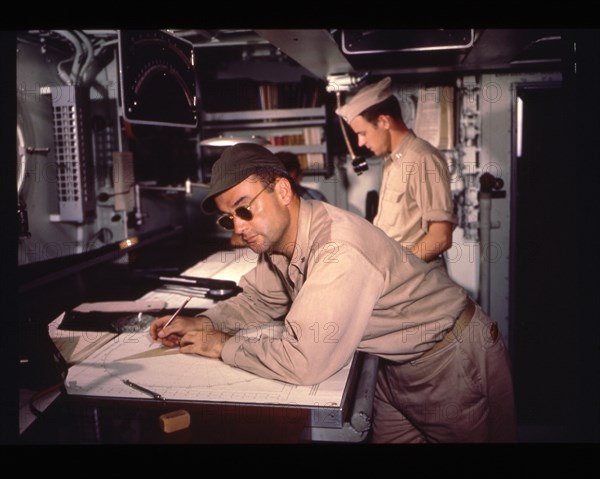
[371,304,517,443]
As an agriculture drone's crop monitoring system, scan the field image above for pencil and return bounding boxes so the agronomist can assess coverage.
[162,296,192,330]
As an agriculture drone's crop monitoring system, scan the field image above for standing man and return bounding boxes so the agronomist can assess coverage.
[150,143,516,443]
[336,77,456,262]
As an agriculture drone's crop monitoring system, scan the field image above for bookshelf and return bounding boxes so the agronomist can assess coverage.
[198,79,331,180]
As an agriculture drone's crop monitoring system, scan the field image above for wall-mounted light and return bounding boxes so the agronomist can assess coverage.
[199,135,270,147]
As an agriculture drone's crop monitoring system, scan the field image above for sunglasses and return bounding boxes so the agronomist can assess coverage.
[216,182,272,230]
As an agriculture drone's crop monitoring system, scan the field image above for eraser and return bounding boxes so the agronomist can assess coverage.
[159,409,191,433]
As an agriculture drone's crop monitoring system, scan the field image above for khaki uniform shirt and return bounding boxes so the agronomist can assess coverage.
[373,130,457,247]
[204,199,467,385]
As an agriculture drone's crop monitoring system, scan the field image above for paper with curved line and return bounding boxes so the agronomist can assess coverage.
[65,331,352,408]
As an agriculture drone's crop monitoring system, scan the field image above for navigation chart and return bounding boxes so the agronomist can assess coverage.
[65,332,352,407]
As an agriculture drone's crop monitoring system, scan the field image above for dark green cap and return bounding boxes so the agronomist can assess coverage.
[201,143,287,214]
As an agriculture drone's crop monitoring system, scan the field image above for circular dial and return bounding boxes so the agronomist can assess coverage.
[119,30,197,127]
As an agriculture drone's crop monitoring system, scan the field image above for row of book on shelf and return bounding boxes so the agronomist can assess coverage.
[200,77,325,112]
[266,127,324,171]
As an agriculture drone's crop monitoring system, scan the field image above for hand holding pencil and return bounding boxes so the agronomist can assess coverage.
[148,297,229,358]
[149,296,194,347]
[163,296,192,330]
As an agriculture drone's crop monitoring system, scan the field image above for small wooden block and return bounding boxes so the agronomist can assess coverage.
[159,409,191,433]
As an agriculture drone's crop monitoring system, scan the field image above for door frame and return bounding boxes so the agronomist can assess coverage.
[508,80,562,362]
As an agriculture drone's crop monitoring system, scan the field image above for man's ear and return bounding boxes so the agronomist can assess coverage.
[275,177,293,205]
[378,115,391,130]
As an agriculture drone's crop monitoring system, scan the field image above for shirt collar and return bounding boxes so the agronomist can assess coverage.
[389,129,416,163]
[290,198,312,274]
[267,198,312,275]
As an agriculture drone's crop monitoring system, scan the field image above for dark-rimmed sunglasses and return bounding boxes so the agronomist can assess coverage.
[216,182,271,230]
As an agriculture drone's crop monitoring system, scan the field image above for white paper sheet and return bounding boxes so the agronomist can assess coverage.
[137,290,216,310]
[65,331,352,408]
[182,248,259,281]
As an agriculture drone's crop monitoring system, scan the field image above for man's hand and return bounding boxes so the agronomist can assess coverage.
[150,314,231,359]
[149,315,213,348]
[180,329,232,358]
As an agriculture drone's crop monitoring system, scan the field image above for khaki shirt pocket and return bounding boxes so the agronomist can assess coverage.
[378,189,404,227]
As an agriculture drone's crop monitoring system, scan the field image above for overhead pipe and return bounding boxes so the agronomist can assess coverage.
[73,30,94,85]
[54,30,84,84]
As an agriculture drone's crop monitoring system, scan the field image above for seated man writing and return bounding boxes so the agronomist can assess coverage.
[150,143,516,443]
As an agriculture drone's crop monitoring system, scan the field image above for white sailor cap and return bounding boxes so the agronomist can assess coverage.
[335,77,393,124]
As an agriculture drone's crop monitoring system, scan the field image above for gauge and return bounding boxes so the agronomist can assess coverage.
[118,30,197,128]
